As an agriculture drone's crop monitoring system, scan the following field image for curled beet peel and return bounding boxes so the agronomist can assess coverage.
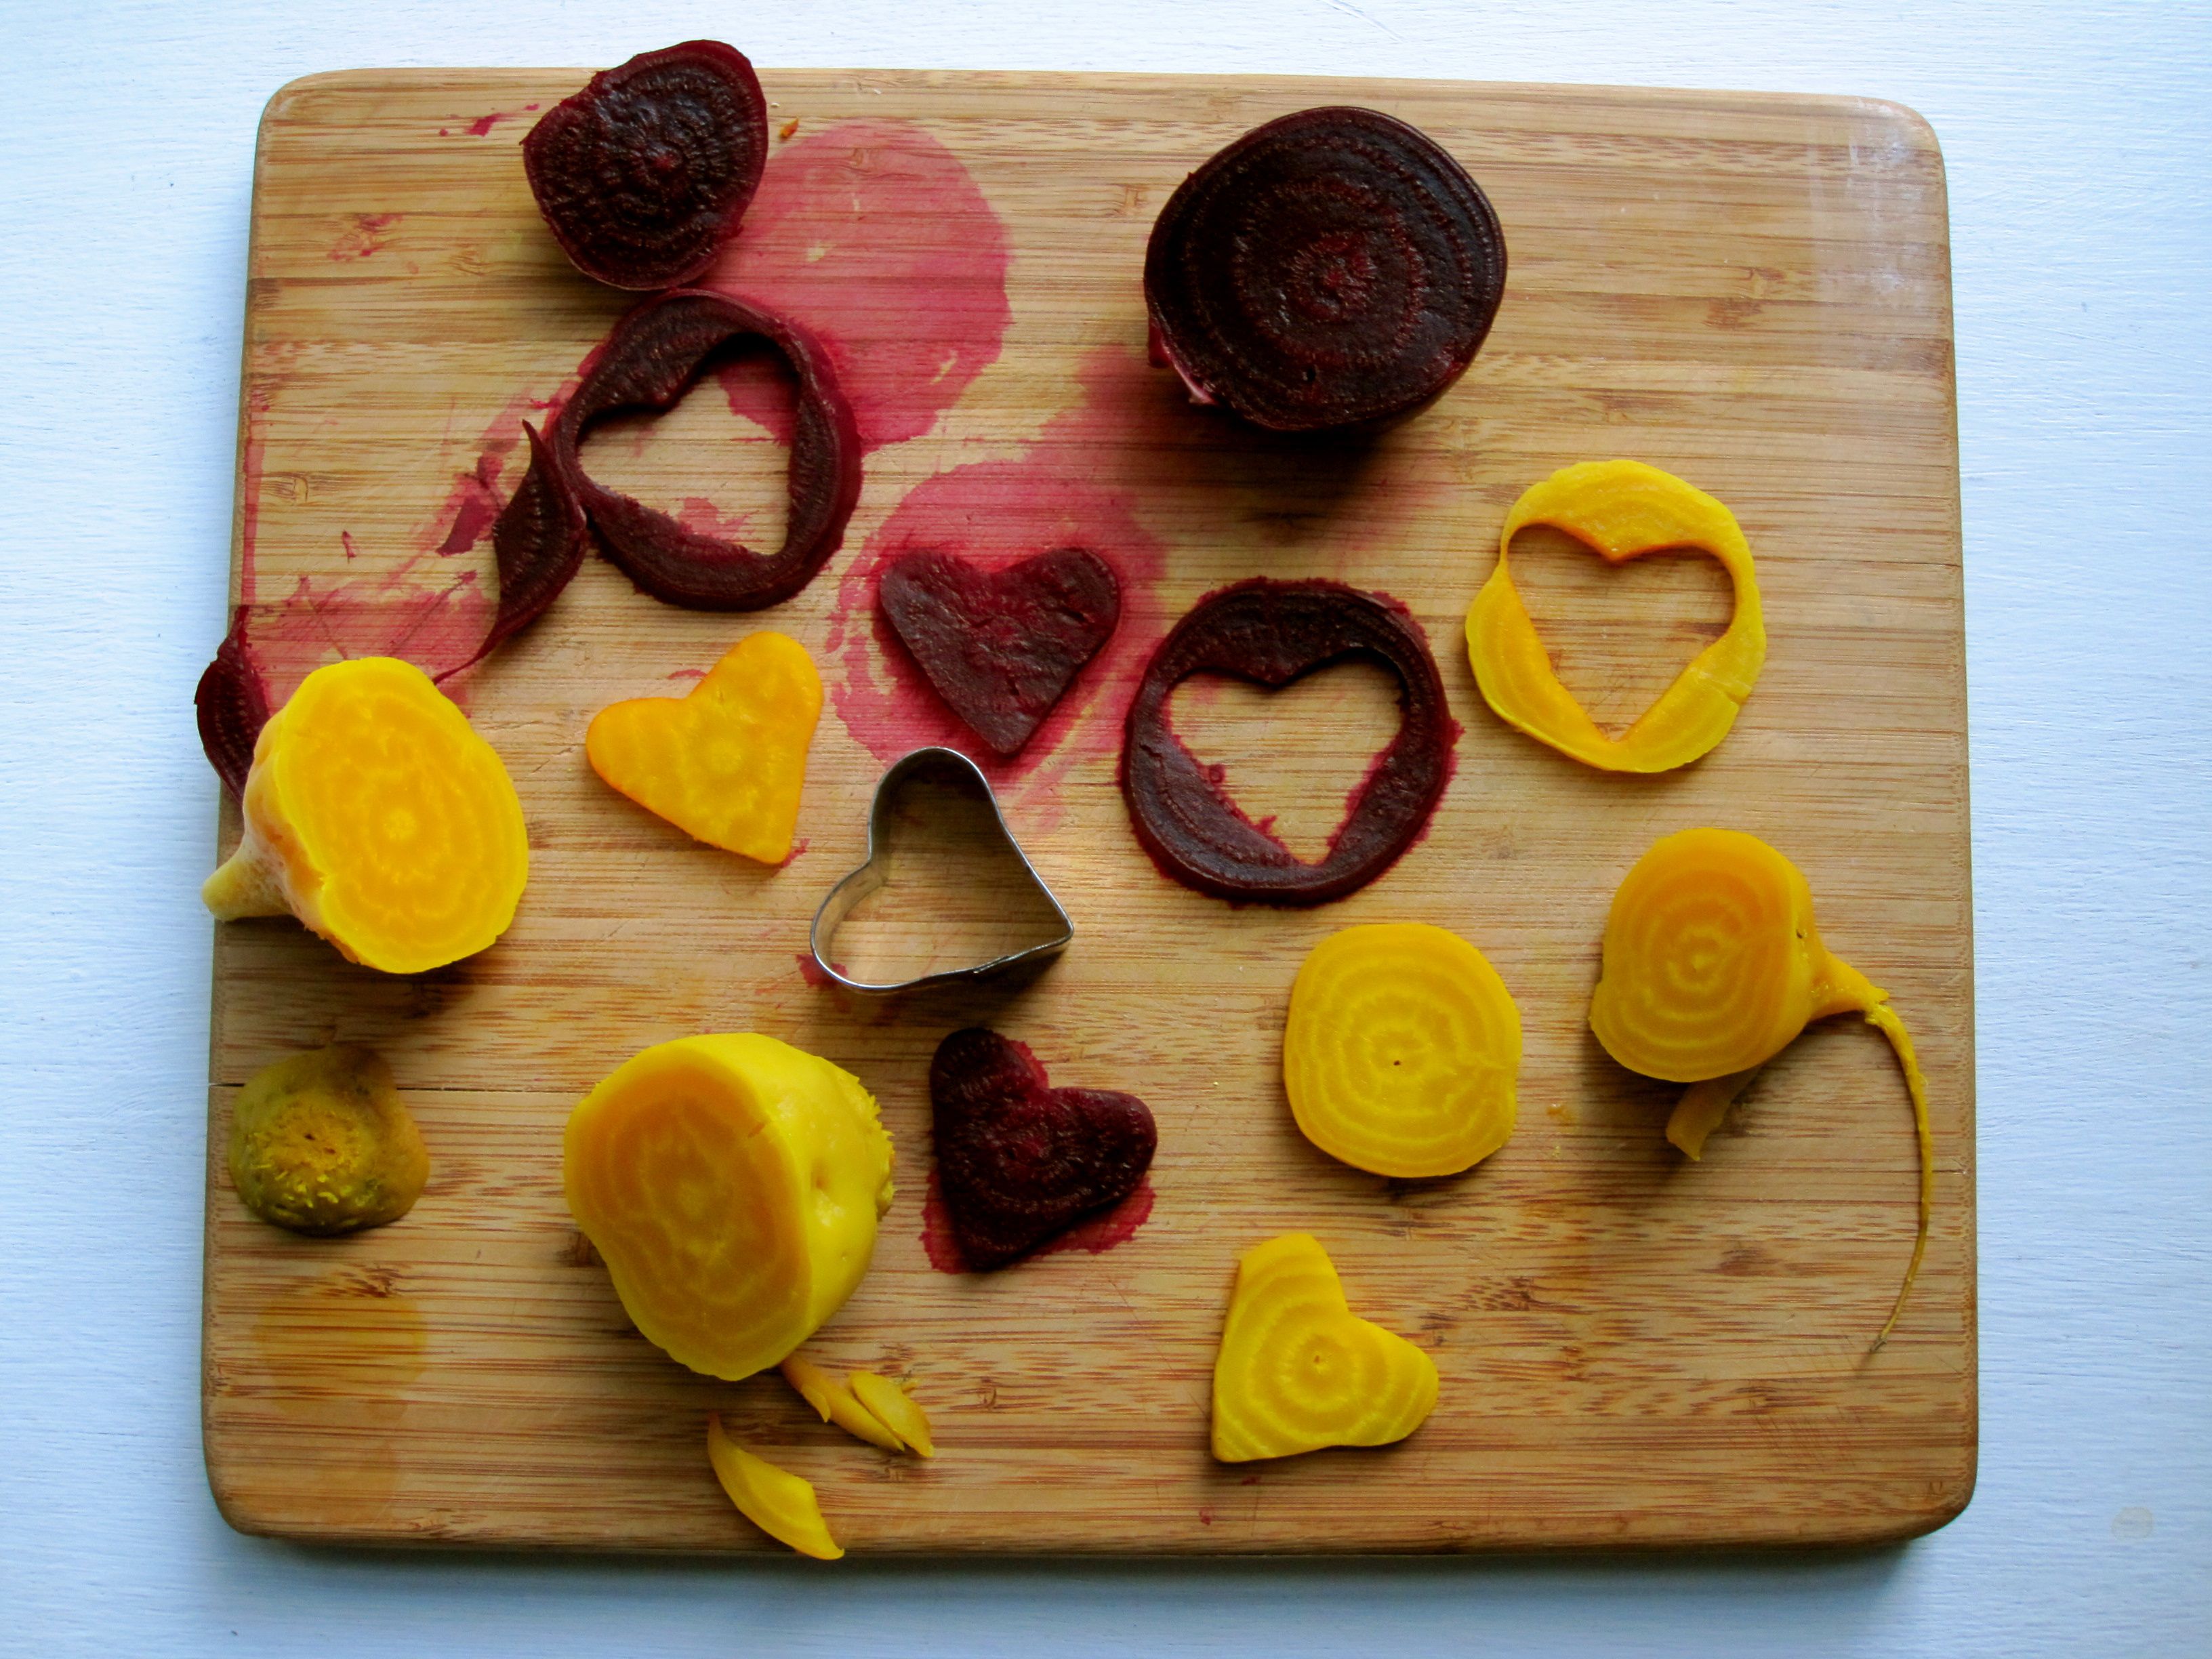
[1145,106,1506,433]
[195,608,270,796]
[1122,578,1454,906]
[523,41,767,291]
[930,1027,1157,1271]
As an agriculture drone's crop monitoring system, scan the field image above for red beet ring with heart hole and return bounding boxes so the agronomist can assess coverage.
[1143,106,1506,433]
[523,41,768,291]
[1120,577,1454,906]
[546,288,863,611]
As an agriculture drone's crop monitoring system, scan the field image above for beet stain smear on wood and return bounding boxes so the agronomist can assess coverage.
[1144,106,1506,432]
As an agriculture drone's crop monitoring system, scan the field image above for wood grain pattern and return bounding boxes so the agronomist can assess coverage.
[203,68,1973,1553]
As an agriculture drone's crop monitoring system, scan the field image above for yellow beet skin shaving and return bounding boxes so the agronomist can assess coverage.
[705,1416,843,1559]
[1589,827,1935,1346]
[1283,923,1521,1178]
[1466,459,1765,773]
[202,657,529,974]
[1211,1233,1438,1462]
[586,630,822,864]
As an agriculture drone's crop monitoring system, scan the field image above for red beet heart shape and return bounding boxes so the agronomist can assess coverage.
[930,1027,1156,1270]
[878,548,1121,757]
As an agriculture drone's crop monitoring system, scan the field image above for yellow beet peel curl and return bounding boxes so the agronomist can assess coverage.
[586,631,821,864]
[203,657,529,974]
[1589,827,1934,1345]
[1283,923,1521,1178]
[849,1371,935,1460]
[1466,459,1765,773]
[565,1035,894,1381]
[1211,1233,1438,1463]
[780,1356,905,1452]
[705,1416,844,1559]
[228,1044,428,1235]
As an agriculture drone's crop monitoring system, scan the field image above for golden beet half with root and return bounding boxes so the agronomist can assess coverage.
[1589,827,1933,1344]
[202,657,529,974]
[565,1035,894,1381]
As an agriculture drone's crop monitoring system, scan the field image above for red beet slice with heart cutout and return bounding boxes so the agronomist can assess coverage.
[1122,577,1454,906]
[1144,106,1507,432]
[930,1027,1157,1271]
[523,41,768,291]
[550,288,862,611]
[877,547,1122,757]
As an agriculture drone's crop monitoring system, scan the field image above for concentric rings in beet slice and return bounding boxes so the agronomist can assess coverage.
[523,41,768,291]
[1144,106,1507,432]
[550,288,863,611]
[1121,578,1454,906]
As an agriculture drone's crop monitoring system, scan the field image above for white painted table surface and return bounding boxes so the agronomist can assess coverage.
[1,1,2205,1653]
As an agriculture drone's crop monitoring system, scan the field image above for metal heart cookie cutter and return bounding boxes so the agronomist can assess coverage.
[808,747,1073,994]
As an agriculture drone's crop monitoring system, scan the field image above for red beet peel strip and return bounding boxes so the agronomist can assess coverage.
[1144,106,1507,433]
[523,41,768,291]
[1121,577,1454,906]
[877,546,1122,757]
[441,422,590,681]
[194,607,270,797]
[548,287,864,612]
[930,1027,1157,1271]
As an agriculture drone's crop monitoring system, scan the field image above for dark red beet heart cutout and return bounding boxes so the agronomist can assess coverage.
[1121,577,1454,906]
[1144,106,1506,433]
[930,1027,1157,1271]
[523,41,768,291]
[877,547,1122,756]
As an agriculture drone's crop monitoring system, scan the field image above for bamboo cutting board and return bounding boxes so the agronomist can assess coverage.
[203,68,1974,1552]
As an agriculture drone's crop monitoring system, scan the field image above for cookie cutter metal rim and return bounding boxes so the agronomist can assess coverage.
[808,745,1074,995]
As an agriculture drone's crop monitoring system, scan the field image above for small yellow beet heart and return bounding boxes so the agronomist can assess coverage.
[586,632,822,864]
[1211,1233,1438,1463]
[705,1416,843,1559]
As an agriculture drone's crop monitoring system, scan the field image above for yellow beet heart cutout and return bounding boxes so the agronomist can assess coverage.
[1589,827,1933,1345]
[1284,922,1521,1178]
[586,631,822,864]
[1211,1233,1438,1462]
[1467,459,1765,773]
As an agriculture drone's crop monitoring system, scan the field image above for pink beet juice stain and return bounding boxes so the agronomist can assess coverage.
[253,550,491,705]
[919,1170,1154,1273]
[701,120,1011,453]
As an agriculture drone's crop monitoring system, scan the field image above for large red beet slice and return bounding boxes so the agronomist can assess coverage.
[1121,577,1454,905]
[523,41,768,291]
[552,289,862,611]
[1144,106,1506,432]
[930,1027,1157,1271]
[876,547,1122,757]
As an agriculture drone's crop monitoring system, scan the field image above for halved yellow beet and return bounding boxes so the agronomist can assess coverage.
[1589,827,1934,1343]
[202,657,529,975]
[705,1416,843,1559]
[565,1036,894,1380]
[1211,1233,1437,1463]
[1282,923,1521,1178]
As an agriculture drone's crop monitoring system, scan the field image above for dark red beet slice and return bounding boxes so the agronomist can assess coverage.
[877,547,1122,757]
[552,289,863,611]
[439,423,590,680]
[1144,106,1507,432]
[930,1027,1158,1271]
[1121,577,1453,906]
[523,41,767,291]
[195,607,270,797]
